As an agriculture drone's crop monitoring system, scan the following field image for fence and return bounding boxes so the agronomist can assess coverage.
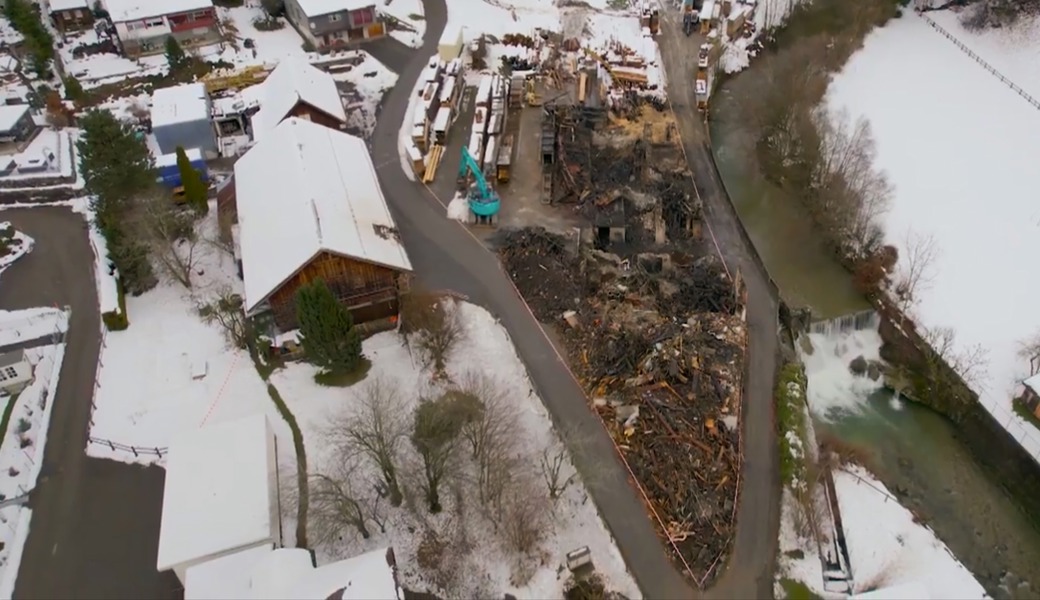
[918,12,1040,111]
[86,437,168,459]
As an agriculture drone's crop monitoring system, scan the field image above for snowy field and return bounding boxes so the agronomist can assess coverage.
[0,309,68,598]
[0,224,31,279]
[776,468,986,599]
[826,9,1040,459]
[331,51,399,137]
[86,204,280,460]
[272,302,639,599]
[382,0,428,48]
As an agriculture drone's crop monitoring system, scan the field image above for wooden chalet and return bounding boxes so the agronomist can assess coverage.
[232,117,411,332]
[249,58,348,140]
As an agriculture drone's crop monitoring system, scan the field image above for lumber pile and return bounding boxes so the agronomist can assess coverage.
[423,145,445,183]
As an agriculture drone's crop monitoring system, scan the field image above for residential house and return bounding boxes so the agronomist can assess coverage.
[47,0,94,34]
[151,82,218,157]
[285,0,386,52]
[249,57,347,139]
[0,104,37,143]
[232,117,412,333]
[0,350,32,395]
[157,414,282,585]
[103,0,219,57]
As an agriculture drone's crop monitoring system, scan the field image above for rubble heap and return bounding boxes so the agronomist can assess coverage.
[499,229,747,586]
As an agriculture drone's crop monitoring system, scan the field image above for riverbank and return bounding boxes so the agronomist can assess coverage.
[707,0,1040,596]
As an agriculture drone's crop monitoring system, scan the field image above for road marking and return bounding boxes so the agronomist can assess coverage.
[51,543,58,556]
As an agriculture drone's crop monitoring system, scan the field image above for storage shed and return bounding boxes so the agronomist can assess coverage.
[156,413,281,585]
[151,83,217,157]
[0,105,36,143]
[0,350,32,395]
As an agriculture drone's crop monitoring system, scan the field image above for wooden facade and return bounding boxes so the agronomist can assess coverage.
[284,100,346,131]
[51,6,94,34]
[265,251,404,331]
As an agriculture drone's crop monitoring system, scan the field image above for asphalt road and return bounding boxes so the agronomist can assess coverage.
[0,208,179,600]
[370,2,694,598]
[655,9,783,600]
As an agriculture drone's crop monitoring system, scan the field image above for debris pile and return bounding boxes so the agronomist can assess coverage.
[499,227,747,586]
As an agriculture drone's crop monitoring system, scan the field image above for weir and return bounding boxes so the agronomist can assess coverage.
[809,310,879,337]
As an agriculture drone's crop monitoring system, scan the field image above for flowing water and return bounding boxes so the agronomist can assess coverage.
[709,72,1040,597]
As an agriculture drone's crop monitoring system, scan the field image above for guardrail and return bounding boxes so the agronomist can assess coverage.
[87,437,168,459]
[918,12,1040,111]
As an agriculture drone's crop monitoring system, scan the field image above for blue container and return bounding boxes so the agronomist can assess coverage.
[155,149,208,189]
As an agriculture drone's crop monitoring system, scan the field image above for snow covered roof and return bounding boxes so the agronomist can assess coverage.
[184,545,401,600]
[156,148,203,168]
[157,413,278,573]
[103,0,213,22]
[0,104,28,132]
[234,117,412,314]
[851,582,930,599]
[251,58,346,138]
[1025,374,1040,394]
[48,0,90,11]
[151,83,210,128]
[294,0,372,17]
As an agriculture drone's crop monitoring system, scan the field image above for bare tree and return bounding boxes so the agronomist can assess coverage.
[400,290,463,376]
[134,190,201,288]
[309,459,376,543]
[501,473,550,556]
[894,231,939,312]
[325,377,408,507]
[540,438,580,501]
[922,325,989,393]
[1018,330,1040,377]
[452,373,521,516]
[197,286,250,349]
[412,394,465,513]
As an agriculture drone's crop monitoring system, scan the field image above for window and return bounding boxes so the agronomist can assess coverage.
[73,9,84,18]
[0,366,17,381]
[146,18,164,28]
[352,7,375,26]
[329,13,342,22]
[309,20,316,29]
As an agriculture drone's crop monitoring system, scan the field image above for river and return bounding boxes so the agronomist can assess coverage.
[708,61,1040,598]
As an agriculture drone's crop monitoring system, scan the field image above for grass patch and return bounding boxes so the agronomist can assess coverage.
[777,361,811,488]
[408,12,425,20]
[314,357,371,388]
[779,577,821,600]
[0,392,20,452]
[1014,398,1040,431]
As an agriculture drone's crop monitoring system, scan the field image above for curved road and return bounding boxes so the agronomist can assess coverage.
[3,208,178,599]
[372,0,780,597]
[371,1,693,598]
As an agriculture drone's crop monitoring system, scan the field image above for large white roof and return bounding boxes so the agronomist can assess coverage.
[235,117,412,313]
[251,58,347,138]
[0,104,28,132]
[157,413,277,572]
[1025,373,1040,394]
[48,0,90,11]
[151,82,209,128]
[184,545,400,600]
[104,0,213,22]
[295,0,372,17]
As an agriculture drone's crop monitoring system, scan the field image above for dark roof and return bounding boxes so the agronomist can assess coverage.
[0,349,25,367]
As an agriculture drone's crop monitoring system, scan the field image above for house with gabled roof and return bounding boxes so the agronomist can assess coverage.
[231,117,411,332]
[249,57,348,140]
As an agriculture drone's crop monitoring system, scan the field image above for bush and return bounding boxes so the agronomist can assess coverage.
[777,362,810,488]
[15,418,29,434]
[252,15,285,31]
[102,279,130,331]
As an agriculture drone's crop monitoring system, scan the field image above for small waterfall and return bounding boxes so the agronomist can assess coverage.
[809,310,880,336]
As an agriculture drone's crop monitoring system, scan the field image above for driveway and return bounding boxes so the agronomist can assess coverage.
[370,1,693,598]
[0,208,179,599]
[655,9,783,600]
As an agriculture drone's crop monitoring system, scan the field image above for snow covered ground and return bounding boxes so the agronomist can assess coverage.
[0,128,75,181]
[86,204,280,461]
[776,467,987,599]
[331,52,399,137]
[0,224,32,280]
[382,0,428,48]
[58,27,168,89]
[0,309,68,598]
[826,9,1040,460]
[271,302,639,599]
